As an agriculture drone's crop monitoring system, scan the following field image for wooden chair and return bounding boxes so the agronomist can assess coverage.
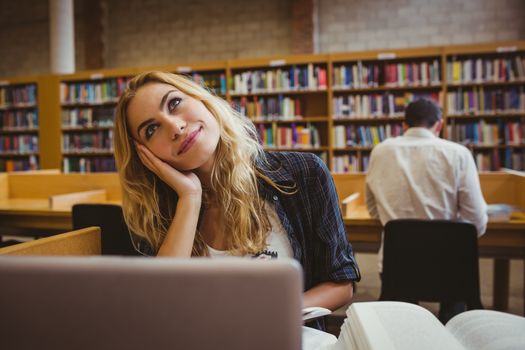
[0,227,101,256]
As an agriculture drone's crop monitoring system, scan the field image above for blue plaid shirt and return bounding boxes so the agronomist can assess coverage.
[258,152,361,291]
[133,151,361,290]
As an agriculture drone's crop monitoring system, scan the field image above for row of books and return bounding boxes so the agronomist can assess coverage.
[333,124,403,148]
[61,107,115,128]
[0,135,38,153]
[446,87,524,115]
[256,123,321,149]
[231,64,327,94]
[0,110,39,129]
[60,78,128,104]
[447,56,525,84]
[190,72,227,95]
[0,85,37,107]
[63,156,116,173]
[332,60,441,89]
[332,154,370,173]
[62,131,113,152]
[333,92,441,119]
[232,96,303,120]
[446,121,524,146]
[475,149,524,171]
[0,155,38,172]
[331,146,523,173]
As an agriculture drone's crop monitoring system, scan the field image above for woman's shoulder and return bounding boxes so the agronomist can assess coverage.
[263,151,328,177]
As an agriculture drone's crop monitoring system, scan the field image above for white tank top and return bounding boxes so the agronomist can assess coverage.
[207,201,293,259]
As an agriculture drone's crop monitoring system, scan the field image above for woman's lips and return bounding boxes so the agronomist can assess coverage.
[178,127,202,155]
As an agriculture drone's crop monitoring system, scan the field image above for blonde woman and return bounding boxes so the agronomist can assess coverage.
[113,71,360,329]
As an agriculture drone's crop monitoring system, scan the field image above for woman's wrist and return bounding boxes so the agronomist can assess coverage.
[177,193,203,209]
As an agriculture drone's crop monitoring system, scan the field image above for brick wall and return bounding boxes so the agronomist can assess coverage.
[318,0,525,52]
[0,0,85,78]
[105,0,292,68]
[0,0,50,78]
[1,0,524,77]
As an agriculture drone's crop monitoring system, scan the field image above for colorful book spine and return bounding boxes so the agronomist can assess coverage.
[332,59,441,89]
[446,87,525,114]
[447,55,525,84]
[332,124,403,147]
[231,64,327,94]
[333,92,442,118]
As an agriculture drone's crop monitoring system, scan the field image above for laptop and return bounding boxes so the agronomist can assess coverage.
[0,257,303,350]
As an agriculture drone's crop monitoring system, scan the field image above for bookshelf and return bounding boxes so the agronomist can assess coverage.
[57,62,228,173]
[59,68,136,173]
[444,42,525,171]
[0,76,40,171]
[228,54,330,165]
[329,48,444,173]
[2,41,523,174]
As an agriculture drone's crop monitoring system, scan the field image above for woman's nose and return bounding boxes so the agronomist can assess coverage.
[170,117,186,139]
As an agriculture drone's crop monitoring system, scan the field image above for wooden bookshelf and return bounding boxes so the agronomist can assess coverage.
[2,41,523,174]
[228,54,330,165]
[58,67,136,173]
[444,41,525,172]
[0,75,40,172]
[57,62,228,173]
[329,47,444,173]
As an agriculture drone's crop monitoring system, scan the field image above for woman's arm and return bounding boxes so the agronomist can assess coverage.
[157,194,201,257]
[303,281,354,310]
[304,154,361,308]
[135,143,203,257]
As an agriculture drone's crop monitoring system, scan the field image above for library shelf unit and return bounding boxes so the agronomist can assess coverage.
[2,41,523,174]
[329,47,444,173]
[0,76,40,172]
[228,54,331,165]
[443,42,525,171]
[56,61,228,173]
[58,67,139,173]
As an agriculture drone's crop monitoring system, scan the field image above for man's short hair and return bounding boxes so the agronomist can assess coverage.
[405,99,442,128]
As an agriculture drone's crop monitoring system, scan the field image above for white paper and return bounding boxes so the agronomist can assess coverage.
[446,310,525,350]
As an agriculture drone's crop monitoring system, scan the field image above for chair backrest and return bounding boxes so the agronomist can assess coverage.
[72,204,139,256]
[380,219,482,310]
[0,227,101,256]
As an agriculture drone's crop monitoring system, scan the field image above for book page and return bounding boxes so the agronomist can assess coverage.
[350,302,465,350]
[446,310,525,350]
[302,326,337,350]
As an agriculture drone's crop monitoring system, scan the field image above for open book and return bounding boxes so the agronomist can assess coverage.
[313,302,525,350]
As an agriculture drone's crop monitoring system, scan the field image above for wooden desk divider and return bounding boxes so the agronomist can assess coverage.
[48,189,107,210]
[13,169,61,175]
[4,172,121,201]
[0,173,7,200]
[342,192,360,218]
[0,227,101,256]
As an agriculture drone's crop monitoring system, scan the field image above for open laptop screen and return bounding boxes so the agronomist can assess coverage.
[0,257,302,350]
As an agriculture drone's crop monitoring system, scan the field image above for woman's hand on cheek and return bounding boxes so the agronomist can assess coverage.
[135,142,202,199]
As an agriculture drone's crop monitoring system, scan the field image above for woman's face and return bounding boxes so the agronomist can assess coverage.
[126,82,220,172]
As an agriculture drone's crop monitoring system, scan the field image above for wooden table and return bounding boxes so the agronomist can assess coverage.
[0,198,122,234]
[344,206,525,314]
[0,172,121,236]
[0,199,71,234]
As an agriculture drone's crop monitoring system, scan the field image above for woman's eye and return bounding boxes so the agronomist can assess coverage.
[144,124,159,140]
[167,97,181,112]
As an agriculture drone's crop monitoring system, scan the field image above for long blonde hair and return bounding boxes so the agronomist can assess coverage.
[114,71,278,256]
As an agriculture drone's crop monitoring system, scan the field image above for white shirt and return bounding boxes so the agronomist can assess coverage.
[365,127,488,271]
[207,201,293,259]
